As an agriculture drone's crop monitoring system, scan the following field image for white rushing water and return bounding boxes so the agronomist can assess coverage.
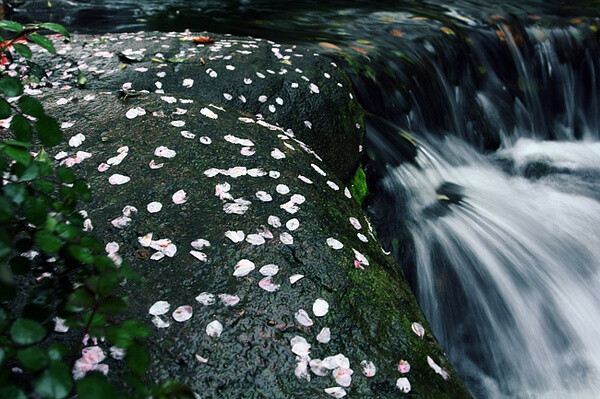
[383,136,600,398]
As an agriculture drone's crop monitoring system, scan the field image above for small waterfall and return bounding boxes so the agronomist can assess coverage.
[377,135,600,398]
[363,18,600,399]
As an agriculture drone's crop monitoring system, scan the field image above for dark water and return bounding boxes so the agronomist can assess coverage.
[10,1,600,397]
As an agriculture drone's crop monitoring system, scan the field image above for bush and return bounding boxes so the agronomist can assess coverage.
[0,20,193,399]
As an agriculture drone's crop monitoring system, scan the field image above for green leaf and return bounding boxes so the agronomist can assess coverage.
[35,116,61,147]
[10,318,46,345]
[24,196,47,225]
[13,43,32,59]
[33,361,73,399]
[18,95,44,117]
[56,167,75,184]
[96,269,124,295]
[68,245,94,264]
[17,162,39,181]
[3,183,27,204]
[67,288,94,311]
[0,347,4,365]
[77,70,87,87]
[81,236,103,252]
[4,144,32,165]
[39,23,70,39]
[47,343,67,361]
[35,230,63,253]
[0,197,14,222]
[56,223,79,240]
[9,256,31,274]
[73,179,91,201]
[0,386,27,399]
[0,20,24,32]
[34,180,55,194]
[121,320,150,339]
[0,76,24,97]
[125,343,149,375]
[76,373,116,399]
[97,296,128,314]
[11,114,33,142]
[17,346,49,372]
[0,98,11,118]
[28,33,56,54]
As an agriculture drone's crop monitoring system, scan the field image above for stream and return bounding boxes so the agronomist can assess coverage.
[10,1,600,397]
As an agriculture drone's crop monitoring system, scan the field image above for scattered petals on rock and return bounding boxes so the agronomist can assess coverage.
[316,327,331,343]
[309,83,320,94]
[172,305,193,322]
[396,377,412,393]
[68,133,86,148]
[172,189,188,204]
[268,215,282,228]
[311,163,327,176]
[256,191,272,202]
[324,387,346,398]
[286,218,300,231]
[152,315,170,328]
[344,187,352,198]
[149,159,164,169]
[195,292,215,306]
[246,234,266,246]
[160,96,177,104]
[170,120,185,127]
[224,134,254,147]
[233,259,255,277]
[290,336,311,357]
[191,238,210,250]
[349,217,362,230]
[258,276,280,292]
[357,233,368,243]
[147,201,163,213]
[126,106,146,119]
[361,360,377,377]
[109,174,130,185]
[313,298,329,317]
[206,320,223,338]
[427,356,450,380]
[271,148,286,159]
[327,181,340,191]
[298,175,313,184]
[53,317,69,333]
[111,216,131,228]
[154,146,177,158]
[219,294,240,306]
[398,359,411,374]
[225,230,245,243]
[190,250,207,262]
[295,309,314,326]
[326,237,343,249]
[353,249,370,267]
[412,322,425,338]
[290,274,304,284]
[280,232,294,245]
[259,264,279,276]
[276,184,290,195]
[149,301,170,316]
[200,136,212,145]
[105,242,119,254]
[201,107,218,119]
[333,367,354,387]
[182,78,194,88]
[241,147,255,156]
[195,354,209,363]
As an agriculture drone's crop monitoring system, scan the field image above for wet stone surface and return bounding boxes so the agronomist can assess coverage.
[20,32,470,398]
[33,31,364,181]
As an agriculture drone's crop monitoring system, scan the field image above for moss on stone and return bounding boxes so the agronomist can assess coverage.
[349,164,369,206]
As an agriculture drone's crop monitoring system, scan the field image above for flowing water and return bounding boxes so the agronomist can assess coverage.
[10,1,600,397]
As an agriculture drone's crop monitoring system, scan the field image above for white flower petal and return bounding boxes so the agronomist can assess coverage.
[172,305,193,322]
[149,301,170,316]
[313,298,329,317]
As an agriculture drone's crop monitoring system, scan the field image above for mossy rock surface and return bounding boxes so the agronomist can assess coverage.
[27,32,470,398]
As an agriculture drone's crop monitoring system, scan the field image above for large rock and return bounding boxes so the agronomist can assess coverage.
[34,31,364,181]
[29,32,470,398]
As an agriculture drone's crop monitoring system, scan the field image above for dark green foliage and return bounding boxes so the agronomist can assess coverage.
[0,21,191,399]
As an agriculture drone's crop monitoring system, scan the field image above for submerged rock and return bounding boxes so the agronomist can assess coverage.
[28,32,470,397]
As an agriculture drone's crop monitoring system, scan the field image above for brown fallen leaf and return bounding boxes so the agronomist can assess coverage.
[192,35,214,44]
[389,29,404,37]
[319,42,342,51]
[349,45,370,55]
